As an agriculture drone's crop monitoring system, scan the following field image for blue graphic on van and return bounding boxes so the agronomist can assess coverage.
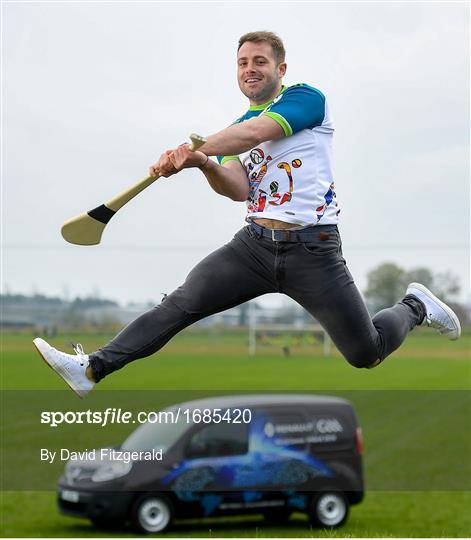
[286,490,308,510]
[163,413,332,514]
[171,489,223,516]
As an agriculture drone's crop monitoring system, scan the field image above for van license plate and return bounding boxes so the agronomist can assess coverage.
[61,490,80,503]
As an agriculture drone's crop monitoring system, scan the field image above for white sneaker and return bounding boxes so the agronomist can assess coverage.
[406,283,461,340]
[33,338,95,398]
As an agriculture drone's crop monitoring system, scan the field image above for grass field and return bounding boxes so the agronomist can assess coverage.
[1,328,470,537]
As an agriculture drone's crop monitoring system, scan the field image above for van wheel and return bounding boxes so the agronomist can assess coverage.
[309,491,349,528]
[263,508,292,523]
[131,494,173,534]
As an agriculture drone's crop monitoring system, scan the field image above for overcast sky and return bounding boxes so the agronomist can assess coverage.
[2,1,469,307]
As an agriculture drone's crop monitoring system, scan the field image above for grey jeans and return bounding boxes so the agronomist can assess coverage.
[89,225,424,382]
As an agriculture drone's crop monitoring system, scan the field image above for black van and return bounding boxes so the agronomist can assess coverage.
[57,394,364,533]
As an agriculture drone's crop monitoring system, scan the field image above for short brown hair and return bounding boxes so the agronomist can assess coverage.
[238,31,286,64]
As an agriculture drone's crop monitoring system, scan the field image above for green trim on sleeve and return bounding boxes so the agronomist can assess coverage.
[220,155,241,165]
[263,111,293,137]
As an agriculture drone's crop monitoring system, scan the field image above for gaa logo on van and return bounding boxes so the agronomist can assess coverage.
[316,418,343,434]
[264,422,275,438]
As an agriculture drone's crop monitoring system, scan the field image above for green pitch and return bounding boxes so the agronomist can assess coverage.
[1,329,470,537]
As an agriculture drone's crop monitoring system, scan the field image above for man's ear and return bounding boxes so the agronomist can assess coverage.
[278,62,287,78]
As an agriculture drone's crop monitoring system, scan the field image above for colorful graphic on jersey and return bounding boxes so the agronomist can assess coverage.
[247,157,304,212]
[257,190,267,212]
[250,148,265,164]
[268,161,295,206]
[247,155,273,212]
[316,182,338,222]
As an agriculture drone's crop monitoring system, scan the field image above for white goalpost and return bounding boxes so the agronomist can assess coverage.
[248,302,331,357]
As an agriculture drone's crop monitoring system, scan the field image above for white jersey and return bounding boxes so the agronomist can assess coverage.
[218,84,339,227]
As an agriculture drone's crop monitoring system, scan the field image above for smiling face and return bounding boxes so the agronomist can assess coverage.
[237,41,287,105]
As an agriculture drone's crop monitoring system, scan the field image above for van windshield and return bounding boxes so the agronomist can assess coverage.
[121,412,192,452]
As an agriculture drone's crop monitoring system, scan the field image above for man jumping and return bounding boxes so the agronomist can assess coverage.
[33,31,461,398]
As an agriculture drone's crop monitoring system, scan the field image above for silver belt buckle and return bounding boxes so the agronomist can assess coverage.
[271,229,277,242]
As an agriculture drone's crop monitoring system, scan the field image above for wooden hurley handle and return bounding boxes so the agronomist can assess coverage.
[106,134,207,212]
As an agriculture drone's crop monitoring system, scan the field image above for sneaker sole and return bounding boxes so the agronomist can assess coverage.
[408,283,461,340]
[33,339,87,399]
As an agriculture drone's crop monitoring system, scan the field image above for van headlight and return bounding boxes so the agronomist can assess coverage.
[91,461,132,482]
[64,462,83,483]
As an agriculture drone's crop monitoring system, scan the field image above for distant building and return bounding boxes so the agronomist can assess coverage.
[1,294,320,332]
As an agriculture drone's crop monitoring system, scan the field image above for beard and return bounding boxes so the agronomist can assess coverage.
[239,74,280,103]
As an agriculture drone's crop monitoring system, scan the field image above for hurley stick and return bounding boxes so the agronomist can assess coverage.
[61,134,206,245]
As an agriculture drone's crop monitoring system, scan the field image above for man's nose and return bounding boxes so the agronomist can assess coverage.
[245,61,257,73]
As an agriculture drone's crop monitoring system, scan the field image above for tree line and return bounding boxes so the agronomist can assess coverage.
[364,263,466,324]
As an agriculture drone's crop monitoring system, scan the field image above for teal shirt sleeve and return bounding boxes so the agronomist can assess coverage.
[263,84,326,136]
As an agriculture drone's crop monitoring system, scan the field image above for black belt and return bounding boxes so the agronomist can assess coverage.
[249,221,337,243]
